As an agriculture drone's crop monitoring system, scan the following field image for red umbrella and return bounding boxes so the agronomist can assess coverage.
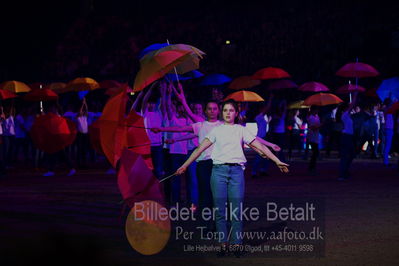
[29,82,46,91]
[365,87,379,98]
[105,83,133,96]
[336,84,366,94]
[30,113,77,154]
[0,89,18,100]
[387,102,399,114]
[252,67,291,80]
[88,119,103,155]
[336,62,379,78]
[23,89,59,101]
[228,76,260,90]
[118,149,163,208]
[267,79,298,90]
[298,81,329,92]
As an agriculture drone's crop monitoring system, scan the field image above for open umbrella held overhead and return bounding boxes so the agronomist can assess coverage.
[304,93,343,106]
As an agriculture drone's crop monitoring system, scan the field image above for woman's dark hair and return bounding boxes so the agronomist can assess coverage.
[221,99,239,112]
[221,99,239,123]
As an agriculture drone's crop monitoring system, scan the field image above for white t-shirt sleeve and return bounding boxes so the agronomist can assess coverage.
[242,126,256,144]
[191,122,202,136]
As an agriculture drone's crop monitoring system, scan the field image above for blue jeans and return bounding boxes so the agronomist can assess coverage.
[211,164,245,244]
[384,128,393,165]
[186,149,199,205]
[151,145,164,179]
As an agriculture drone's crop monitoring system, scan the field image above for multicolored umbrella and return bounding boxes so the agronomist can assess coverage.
[138,43,169,59]
[228,76,260,90]
[0,89,18,100]
[252,67,291,80]
[224,90,264,102]
[336,84,366,94]
[199,73,232,86]
[134,50,192,92]
[336,62,379,78]
[267,79,298,90]
[30,113,77,154]
[298,81,329,92]
[23,89,59,101]
[140,44,205,75]
[303,93,343,106]
[165,70,203,82]
[0,80,31,93]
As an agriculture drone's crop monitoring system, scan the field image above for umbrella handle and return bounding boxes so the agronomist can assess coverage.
[159,173,177,183]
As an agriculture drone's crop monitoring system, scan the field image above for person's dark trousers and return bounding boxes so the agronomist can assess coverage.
[2,135,16,167]
[0,137,5,176]
[76,133,90,168]
[44,149,74,172]
[13,137,29,163]
[308,142,319,171]
[288,129,301,159]
[326,130,341,157]
[170,153,187,205]
[151,145,164,180]
[339,133,355,179]
[271,132,286,161]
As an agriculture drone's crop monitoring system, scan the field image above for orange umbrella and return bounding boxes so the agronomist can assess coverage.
[224,90,264,102]
[252,67,291,80]
[30,113,77,154]
[228,76,260,90]
[0,89,18,100]
[44,82,67,93]
[23,89,59,101]
[65,77,100,92]
[133,50,192,92]
[303,93,343,106]
[0,80,31,93]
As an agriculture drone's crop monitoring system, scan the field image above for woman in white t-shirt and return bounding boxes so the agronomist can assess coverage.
[175,99,289,256]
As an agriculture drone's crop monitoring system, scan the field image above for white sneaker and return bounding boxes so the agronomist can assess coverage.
[67,169,76,176]
[43,171,55,177]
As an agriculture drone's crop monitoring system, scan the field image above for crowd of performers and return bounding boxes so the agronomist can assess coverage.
[1,80,397,256]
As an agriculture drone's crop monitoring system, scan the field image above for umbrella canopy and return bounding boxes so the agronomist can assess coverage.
[134,50,192,92]
[377,77,399,102]
[29,82,46,90]
[0,89,18,100]
[125,200,170,255]
[140,44,205,75]
[0,80,31,93]
[138,43,170,59]
[303,93,343,106]
[199,73,232,86]
[30,113,77,154]
[252,67,291,80]
[365,87,379,98]
[65,77,100,92]
[386,102,399,114]
[336,62,379,78]
[23,89,59,101]
[298,81,329,92]
[105,83,133,96]
[165,70,203,82]
[43,82,67,93]
[228,76,260,90]
[88,119,103,155]
[336,84,366,94]
[267,79,298,90]
[224,90,264,102]
[288,100,310,109]
[118,149,163,208]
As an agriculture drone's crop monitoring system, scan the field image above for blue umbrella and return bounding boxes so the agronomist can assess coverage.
[138,43,169,59]
[166,70,204,82]
[377,77,399,102]
[78,90,89,100]
[199,74,232,86]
